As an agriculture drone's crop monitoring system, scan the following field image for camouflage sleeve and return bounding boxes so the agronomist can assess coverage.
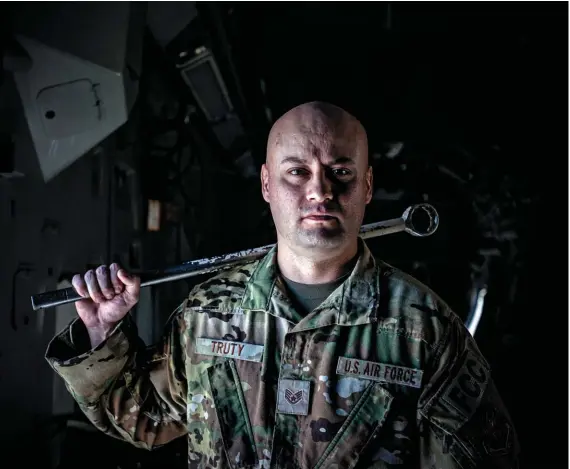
[44,302,189,450]
[418,314,520,469]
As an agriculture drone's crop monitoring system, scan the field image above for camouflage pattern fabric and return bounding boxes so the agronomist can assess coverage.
[45,240,519,468]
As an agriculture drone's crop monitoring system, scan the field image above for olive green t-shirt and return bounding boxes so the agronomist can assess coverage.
[281,273,350,315]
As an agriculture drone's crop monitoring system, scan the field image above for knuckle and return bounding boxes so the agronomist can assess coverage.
[93,291,105,302]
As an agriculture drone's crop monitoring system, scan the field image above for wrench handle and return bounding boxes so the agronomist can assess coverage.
[31,203,439,311]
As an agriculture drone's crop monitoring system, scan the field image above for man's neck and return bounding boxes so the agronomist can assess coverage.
[276,240,359,284]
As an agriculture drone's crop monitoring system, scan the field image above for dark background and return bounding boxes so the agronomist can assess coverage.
[0,2,567,468]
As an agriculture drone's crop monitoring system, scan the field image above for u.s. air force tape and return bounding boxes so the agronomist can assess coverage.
[337,357,423,388]
[195,338,264,362]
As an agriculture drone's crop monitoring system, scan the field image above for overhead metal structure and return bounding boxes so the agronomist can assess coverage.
[9,3,147,182]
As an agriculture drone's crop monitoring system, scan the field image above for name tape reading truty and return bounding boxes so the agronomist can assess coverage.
[196,338,264,362]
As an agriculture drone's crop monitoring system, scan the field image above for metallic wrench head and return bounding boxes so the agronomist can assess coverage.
[402,203,439,237]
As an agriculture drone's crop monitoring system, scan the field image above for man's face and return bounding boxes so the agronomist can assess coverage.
[261,106,373,256]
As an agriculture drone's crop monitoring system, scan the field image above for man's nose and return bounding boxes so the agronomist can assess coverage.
[306,171,333,202]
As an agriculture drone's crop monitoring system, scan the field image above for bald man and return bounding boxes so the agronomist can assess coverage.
[46,102,519,468]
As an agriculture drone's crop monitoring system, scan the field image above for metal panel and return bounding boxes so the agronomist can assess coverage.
[10,3,146,182]
[178,49,233,122]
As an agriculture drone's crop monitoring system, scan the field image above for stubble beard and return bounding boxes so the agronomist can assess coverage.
[294,224,347,249]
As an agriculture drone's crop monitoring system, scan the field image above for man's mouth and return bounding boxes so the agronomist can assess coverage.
[303,215,338,221]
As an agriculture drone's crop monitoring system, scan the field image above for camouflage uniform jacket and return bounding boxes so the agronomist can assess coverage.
[45,240,519,469]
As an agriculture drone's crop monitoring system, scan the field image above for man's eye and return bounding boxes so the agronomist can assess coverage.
[289,168,308,176]
[333,168,351,177]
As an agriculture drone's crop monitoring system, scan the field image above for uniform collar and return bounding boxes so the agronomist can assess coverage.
[240,238,380,331]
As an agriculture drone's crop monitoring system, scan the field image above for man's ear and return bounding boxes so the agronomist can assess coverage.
[365,166,373,204]
[261,164,270,203]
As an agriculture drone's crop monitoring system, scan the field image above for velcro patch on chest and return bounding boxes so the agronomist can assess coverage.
[337,357,423,389]
[195,338,264,362]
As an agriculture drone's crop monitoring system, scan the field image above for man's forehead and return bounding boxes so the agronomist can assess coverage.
[274,108,349,137]
[275,127,348,148]
[270,119,355,152]
[266,102,368,163]
[270,131,357,163]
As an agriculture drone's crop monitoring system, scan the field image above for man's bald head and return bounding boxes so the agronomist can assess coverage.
[261,101,373,261]
[266,101,368,166]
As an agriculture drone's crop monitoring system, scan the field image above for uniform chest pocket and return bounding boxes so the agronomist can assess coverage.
[207,359,259,469]
[313,382,394,469]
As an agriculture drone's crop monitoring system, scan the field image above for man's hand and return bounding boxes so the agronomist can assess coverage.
[72,263,140,347]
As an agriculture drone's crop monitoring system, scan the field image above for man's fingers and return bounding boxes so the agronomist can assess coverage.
[96,265,115,300]
[85,270,106,304]
[72,273,89,298]
[110,263,124,295]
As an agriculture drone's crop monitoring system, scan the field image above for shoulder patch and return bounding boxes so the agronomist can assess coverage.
[440,346,490,422]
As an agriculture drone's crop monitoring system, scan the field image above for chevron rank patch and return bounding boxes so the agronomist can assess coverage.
[277,379,311,415]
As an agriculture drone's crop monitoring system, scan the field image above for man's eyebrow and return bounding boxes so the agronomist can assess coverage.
[332,156,356,165]
[280,156,356,165]
[280,156,307,165]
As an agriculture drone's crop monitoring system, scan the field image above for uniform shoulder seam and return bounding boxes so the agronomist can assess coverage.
[377,259,454,317]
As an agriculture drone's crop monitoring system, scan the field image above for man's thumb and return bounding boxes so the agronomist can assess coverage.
[118,269,140,289]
